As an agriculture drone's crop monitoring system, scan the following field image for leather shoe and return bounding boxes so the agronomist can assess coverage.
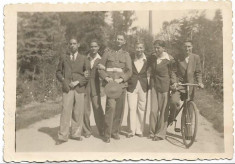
[111,134,120,140]
[126,133,134,138]
[84,134,91,138]
[55,140,67,145]
[103,137,110,143]
[153,136,163,141]
[135,134,143,137]
[148,135,154,139]
[71,136,83,141]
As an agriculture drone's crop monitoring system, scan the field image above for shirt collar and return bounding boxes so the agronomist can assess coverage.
[158,52,170,61]
[135,53,146,61]
[70,51,78,56]
[88,53,101,61]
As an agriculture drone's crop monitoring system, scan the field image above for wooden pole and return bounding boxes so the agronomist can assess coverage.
[149,11,152,34]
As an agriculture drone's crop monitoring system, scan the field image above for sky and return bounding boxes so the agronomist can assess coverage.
[132,10,217,35]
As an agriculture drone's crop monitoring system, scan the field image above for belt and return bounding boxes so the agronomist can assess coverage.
[106,67,123,73]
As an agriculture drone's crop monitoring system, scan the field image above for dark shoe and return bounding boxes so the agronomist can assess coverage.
[148,135,154,139]
[153,136,163,141]
[126,133,134,138]
[135,134,143,137]
[185,136,192,140]
[103,137,110,143]
[55,140,67,145]
[84,134,91,138]
[111,134,120,140]
[71,136,83,141]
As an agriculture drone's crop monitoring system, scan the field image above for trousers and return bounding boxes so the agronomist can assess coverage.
[127,81,147,135]
[104,90,126,138]
[83,87,104,136]
[149,88,169,139]
[58,90,84,141]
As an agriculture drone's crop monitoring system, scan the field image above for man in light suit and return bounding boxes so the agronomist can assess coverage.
[169,40,204,139]
[126,41,149,138]
[83,39,105,138]
[56,38,90,145]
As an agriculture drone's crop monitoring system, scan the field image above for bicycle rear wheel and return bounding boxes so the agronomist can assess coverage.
[181,101,198,148]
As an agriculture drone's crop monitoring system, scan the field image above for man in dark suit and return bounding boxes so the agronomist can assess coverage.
[56,38,90,145]
[126,41,149,138]
[83,39,104,138]
[98,33,132,143]
[169,40,204,139]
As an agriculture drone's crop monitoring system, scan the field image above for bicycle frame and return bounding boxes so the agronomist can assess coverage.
[172,83,199,120]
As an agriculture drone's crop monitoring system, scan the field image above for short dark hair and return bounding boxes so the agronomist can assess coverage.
[135,39,145,47]
[184,39,193,45]
[116,32,126,40]
[90,39,100,46]
[153,40,165,47]
[69,37,79,43]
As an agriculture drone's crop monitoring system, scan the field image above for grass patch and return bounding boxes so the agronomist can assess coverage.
[16,99,62,131]
[194,89,223,133]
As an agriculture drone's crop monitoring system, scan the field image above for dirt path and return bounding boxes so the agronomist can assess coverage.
[16,94,224,152]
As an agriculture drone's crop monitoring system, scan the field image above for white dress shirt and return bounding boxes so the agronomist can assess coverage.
[157,52,170,64]
[185,56,189,63]
[70,51,78,61]
[88,53,101,69]
[134,53,146,73]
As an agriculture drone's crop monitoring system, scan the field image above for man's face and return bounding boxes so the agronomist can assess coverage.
[154,44,164,55]
[184,42,193,55]
[90,42,99,55]
[135,44,145,57]
[69,39,79,53]
[116,35,126,47]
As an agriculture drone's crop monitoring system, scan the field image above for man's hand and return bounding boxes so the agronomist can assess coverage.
[98,64,106,70]
[69,81,79,88]
[105,77,113,82]
[171,83,178,91]
[114,78,124,84]
[198,83,204,89]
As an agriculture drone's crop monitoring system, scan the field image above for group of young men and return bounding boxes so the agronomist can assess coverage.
[55,33,203,145]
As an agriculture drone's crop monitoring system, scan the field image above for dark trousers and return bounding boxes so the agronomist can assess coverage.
[104,90,126,138]
[149,88,169,139]
[83,88,104,136]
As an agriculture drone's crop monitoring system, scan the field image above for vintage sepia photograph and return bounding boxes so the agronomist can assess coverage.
[3,1,233,162]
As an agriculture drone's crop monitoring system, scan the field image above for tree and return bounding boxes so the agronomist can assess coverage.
[17,12,66,104]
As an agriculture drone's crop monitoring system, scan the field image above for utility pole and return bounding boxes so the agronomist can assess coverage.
[149,10,152,34]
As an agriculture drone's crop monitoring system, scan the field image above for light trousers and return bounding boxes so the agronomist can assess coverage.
[127,81,147,135]
[58,90,84,141]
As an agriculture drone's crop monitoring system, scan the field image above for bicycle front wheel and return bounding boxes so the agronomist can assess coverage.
[181,101,198,148]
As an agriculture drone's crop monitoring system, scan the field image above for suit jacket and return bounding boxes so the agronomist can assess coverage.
[88,57,101,97]
[171,53,202,84]
[149,53,175,93]
[127,54,149,93]
[56,52,90,93]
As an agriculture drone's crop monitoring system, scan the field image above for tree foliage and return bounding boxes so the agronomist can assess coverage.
[156,10,223,99]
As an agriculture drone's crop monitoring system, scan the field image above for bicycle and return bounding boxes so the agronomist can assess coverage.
[168,83,201,148]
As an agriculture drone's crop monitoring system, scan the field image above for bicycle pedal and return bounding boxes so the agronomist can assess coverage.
[174,128,181,132]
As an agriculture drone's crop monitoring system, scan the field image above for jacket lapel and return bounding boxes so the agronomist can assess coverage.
[65,54,72,69]
[139,59,147,74]
[132,60,138,74]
